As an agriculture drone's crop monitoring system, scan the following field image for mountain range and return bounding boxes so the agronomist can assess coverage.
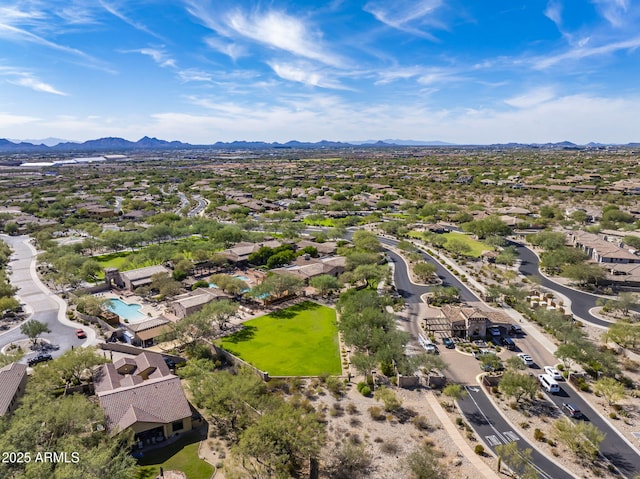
[0,136,638,153]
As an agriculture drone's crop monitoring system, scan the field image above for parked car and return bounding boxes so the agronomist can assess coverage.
[562,402,583,419]
[517,353,534,366]
[28,353,53,367]
[544,366,563,381]
[442,337,455,349]
[481,361,504,372]
[500,336,516,350]
[474,348,495,359]
[76,329,87,339]
[510,324,523,335]
[488,326,501,337]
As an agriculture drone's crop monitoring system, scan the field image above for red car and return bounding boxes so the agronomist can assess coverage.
[76,329,87,339]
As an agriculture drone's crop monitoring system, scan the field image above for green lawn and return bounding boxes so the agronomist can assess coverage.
[220,301,341,376]
[303,217,337,227]
[441,231,489,257]
[136,430,214,479]
[409,230,489,258]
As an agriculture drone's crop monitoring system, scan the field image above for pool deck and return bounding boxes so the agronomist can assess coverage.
[95,292,167,323]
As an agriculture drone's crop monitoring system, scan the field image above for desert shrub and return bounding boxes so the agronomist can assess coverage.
[360,385,371,396]
[534,428,545,441]
[474,444,485,455]
[368,406,386,421]
[412,415,432,431]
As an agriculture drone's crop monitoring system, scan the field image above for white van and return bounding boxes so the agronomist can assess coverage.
[538,374,560,394]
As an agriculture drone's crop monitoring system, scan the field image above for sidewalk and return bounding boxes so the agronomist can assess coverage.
[425,391,500,479]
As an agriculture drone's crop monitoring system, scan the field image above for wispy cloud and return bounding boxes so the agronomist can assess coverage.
[0,22,92,59]
[0,65,67,95]
[364,0,445,38]
[504,86,555,108]
[268,62,347,89]
[129,47,177,68]
[226,9,343,66]
[592,0,631,27]
[177,69,213,82]
[99,0,164,40]
[544,0,563,28]
[531,35,640,68]
[186,2,343,67]
[8,76,67,95]
[204,37,246,61]
[0,111,40,128]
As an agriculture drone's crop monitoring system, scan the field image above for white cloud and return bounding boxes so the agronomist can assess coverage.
[99,0,164,40]
[504,87,555,108]
[531,35,640,68]
[177,69,213,82]
[0,112,40,128]
[8,76,68,95]
[225,10,343,66]
[364,0,445,37]
[186,2,343,67]
[204,37,246,61]
[268,62,346,89]
[544,0,563,28]
[592,0,631,27]
[133,48,176,68]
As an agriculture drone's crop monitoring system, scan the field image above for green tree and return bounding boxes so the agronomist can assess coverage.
[202,299,238,331]
[309,274,341,297]
[20,319,51,346]
[413,261,437,282]
[404,441,447,479]
[562,262,605,286]
[593,377,626,406]
[327,442,372,479]
[498,371,538,403]
[250,273,303,300]
[351,230,382,253]
[495,441,538,479]
[374,386,403,412]
[235,401,325,478]
[51,346,108,388]
[442,383,467,406]
[553,419,605,461]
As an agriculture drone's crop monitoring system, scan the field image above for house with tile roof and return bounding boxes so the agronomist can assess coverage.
[104,265,171,291]
[0,362,28,417]
[94,352,193,443]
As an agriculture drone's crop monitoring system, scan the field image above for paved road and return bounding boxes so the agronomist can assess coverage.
[459,386,573,479]
[0,235,87,361]
[511,241,610,327]
[381,234,640,477]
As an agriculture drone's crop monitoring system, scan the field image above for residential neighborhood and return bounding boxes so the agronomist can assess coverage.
[1,144,640,479]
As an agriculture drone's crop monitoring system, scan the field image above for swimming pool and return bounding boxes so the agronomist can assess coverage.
[234,275,250,282]
[106,299,147,322]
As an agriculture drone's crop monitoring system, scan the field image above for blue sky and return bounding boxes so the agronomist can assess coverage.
[1,0,639,144]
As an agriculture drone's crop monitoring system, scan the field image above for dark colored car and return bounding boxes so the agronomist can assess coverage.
[500,336,516,350]
[563,402,582,419]
[442,337,455,349]
[510,324,523,335]
[28,353,53,367]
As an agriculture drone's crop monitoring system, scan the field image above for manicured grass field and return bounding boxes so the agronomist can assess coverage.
[302,217,337,227]
[409,230,489,258]
[441,232,488,257]
[136,430,214,479]
[220,301,341,376]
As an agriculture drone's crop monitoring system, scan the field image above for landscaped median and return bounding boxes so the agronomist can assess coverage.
[219,301,342,376]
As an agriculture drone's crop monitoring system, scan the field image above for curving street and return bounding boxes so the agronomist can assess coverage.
[511,241,611,327]
[0,234,93,362]
[381,235,640,478]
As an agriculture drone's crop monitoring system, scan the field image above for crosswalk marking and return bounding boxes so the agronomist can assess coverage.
[485,435,501,446]
[503,431,519,442]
